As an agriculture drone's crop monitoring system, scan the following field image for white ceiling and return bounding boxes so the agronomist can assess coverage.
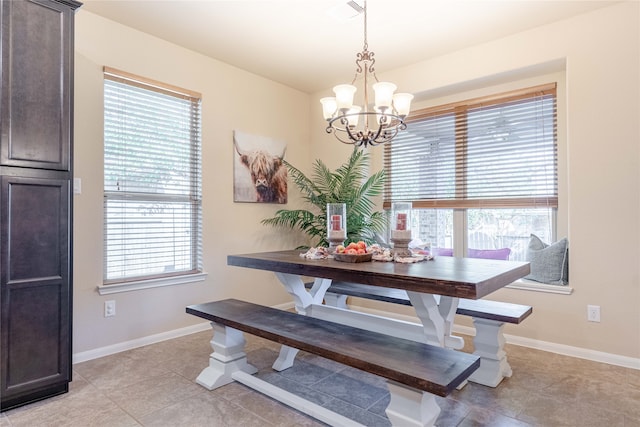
[81,0,617,93]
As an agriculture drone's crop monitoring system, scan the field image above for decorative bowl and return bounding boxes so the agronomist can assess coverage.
[333,253,373,263]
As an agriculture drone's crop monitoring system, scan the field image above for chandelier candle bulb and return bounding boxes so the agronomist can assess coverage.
[347,106,362,127]
[393,93,414,117]
[334,84,357,111]
[373,82,397,108]
[320,97,337,120]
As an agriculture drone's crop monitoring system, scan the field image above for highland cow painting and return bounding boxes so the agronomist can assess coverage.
[233,130,288,204]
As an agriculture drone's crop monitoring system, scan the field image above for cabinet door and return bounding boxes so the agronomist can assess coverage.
[0,175,71,409]
[0,0,73,170]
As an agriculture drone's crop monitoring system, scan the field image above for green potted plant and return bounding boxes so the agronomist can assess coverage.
[262,148,386,248]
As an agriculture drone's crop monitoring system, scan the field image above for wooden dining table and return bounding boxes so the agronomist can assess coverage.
[227,250,530,369]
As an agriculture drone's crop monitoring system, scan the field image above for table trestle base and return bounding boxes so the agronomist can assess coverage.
[308,303,429,344]
[272,274,332,371]
[407,291,464,349]
[318,281,531,388]
[319,295,514,387]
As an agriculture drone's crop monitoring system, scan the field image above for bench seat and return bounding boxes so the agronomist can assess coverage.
[309,281,532,387]
[316,281,532,324]
[187,298,480,426]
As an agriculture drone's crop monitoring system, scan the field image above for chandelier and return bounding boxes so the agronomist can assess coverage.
[320,0,413,148]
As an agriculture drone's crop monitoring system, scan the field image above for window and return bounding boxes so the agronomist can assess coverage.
[103,67,202,284]
[384,83,558,269]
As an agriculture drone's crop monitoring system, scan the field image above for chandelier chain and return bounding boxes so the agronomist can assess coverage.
[363,0,368,52]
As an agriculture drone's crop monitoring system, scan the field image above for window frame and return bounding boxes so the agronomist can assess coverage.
[384,82,570,291]
[99,67,204,292]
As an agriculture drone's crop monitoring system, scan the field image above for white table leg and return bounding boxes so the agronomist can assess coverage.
[386,381,440,427]
[196,322,257,390]
[407,292,464,350]
[468,317,512,387]
[272,274,332,371]
[323,292,348,309]
[275,273,331,315]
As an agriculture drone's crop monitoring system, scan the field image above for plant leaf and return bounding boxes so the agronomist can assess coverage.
[262,148,387,246]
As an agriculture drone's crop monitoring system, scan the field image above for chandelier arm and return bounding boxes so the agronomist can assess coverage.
[333,130,358,145]
[325,111,406,147]
[369,121,385,144]
[380,127,399,143]
[343,118,360,143]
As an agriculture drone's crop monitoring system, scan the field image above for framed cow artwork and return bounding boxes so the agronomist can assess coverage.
[233,130,288,204]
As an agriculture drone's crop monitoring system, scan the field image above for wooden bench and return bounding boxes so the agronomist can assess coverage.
[309,281,532,387]
[187,298,480,427]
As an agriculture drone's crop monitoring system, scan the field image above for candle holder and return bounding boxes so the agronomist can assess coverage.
[326,203,347,253]
[390,202,412,258]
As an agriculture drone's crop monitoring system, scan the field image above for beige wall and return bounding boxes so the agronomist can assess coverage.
[311,1,640,360]
[73,11,311,355]
[74,2,639,362]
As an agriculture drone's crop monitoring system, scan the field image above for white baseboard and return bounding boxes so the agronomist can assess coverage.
[347,304,640,371]
[73,301,640,371]
[72,322,211,364]
[72,301,297,364]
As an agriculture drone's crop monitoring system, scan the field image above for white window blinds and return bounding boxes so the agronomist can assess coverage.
[384,84,557,209]
[103,67,202,283]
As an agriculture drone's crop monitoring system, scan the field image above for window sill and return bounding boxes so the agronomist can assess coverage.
[97,272,208,295]
[506,279,573,295]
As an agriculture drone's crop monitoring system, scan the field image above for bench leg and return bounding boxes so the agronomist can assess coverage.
[468,318,512,387]
[272,345,299,371]
[196,322,257,390]
[386,381,440,427]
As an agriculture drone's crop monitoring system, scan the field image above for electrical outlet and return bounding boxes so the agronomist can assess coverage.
[587,305,600,322]
[105,300,116,317]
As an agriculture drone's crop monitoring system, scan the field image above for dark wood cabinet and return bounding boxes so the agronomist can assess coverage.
[0,0,80,411]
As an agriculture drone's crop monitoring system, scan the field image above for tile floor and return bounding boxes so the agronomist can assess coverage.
[1,330,639,427]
